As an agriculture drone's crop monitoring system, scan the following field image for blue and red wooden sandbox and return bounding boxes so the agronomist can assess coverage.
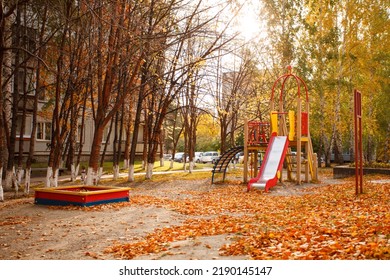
[34,186,131,207]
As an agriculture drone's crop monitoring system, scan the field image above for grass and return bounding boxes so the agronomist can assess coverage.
[30,160,214,173]
[132,160,198,173]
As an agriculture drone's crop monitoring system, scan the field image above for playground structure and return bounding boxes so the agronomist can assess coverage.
[211,67,318,191]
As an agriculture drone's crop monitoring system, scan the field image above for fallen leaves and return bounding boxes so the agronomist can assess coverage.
[1,175,388,260]
[107,179,390,260]
[0,216,32,226]
[105,215,255,259]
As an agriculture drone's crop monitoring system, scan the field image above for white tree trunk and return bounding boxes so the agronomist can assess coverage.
[189,161,195,173]
[71,163,80,182]
[16,167,24,186]
[98,167,103,183]
[46,166,52,187]
[75,164,80,181]
[113,164,119,180]
[86,167,98,185]
[145,163,154,179]
[142,160,145,170]
[53,169,58,187]
[80,166,86,184]
[24,167,31,195]
[128,164,135,182]
[0,167,3,201]
[45,167,58,188]
[160,157,164,167]
[123,159,129,169]
[3,17,12,193]
[71,163,76,182]
[169,160,174,169]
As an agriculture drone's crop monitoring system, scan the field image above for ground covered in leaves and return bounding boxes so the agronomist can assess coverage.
[0,171,389,260]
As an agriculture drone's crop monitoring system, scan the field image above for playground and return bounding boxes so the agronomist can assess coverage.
[1,68,388,260]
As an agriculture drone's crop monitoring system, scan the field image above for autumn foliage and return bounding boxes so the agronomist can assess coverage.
[104,178,390,260]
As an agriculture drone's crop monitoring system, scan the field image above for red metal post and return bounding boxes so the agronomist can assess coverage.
[354,90,363,195]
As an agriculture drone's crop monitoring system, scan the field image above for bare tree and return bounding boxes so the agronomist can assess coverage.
[85,0,143,185]
[215,48,258,153]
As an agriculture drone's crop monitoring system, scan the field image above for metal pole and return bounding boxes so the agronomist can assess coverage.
[354,89,363,195]
[244,119,248,183]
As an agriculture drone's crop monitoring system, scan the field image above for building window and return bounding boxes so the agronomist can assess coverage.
[37,122,52,140]
[16,115,32,138]
[13,68,35,95]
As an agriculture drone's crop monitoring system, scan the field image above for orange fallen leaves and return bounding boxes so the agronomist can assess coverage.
[104,180,390,260]
[0,216,32,226]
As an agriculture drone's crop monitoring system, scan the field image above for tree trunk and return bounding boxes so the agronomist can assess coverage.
[159,128,164,167]
[45,166,58,188]
[5,8,22,191]
[220,116,227,154]
[0,6,13,196]
[123,113,132,169]
[113,112,119,180]
[128,165,135,182]
[128,63,147,182]
[142,109,148,170]
[17,62,29,187]
[145,163,154,179]
[0,167,3,201]
[75,82,88,179]
[46,1,74,188]
[97,118,114,183]
[86,123,105,185]
[68,75,79,182]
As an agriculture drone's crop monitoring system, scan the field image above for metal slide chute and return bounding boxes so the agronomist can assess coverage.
[247,134,289,192]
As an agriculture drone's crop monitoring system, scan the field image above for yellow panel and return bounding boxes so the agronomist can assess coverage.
[288,110,295,141]
[271,111,278,135]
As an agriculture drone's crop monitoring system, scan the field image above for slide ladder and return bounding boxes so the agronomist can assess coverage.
[211,146,244,183]
[247,134,289,192]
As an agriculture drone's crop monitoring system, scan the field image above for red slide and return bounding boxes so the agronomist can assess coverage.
[247,134,289,192]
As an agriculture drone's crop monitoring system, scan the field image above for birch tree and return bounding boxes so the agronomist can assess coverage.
[0,1,18,199]
[0,1,30,196]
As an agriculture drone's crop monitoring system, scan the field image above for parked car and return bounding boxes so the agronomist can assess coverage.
[200,151,219,164]
[185,152,204,163]
[195,152,203,163]
[212,155,221,164]
[163,154,172,160]
[173,152,185,163]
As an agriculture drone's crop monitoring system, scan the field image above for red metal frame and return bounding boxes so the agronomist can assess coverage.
[270,66,309,104]
[247,121,270,145]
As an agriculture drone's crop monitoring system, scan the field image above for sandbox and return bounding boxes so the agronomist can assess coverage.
[34,186,131,207]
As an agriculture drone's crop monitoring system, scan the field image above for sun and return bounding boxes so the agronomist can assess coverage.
[235,2,267,42]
